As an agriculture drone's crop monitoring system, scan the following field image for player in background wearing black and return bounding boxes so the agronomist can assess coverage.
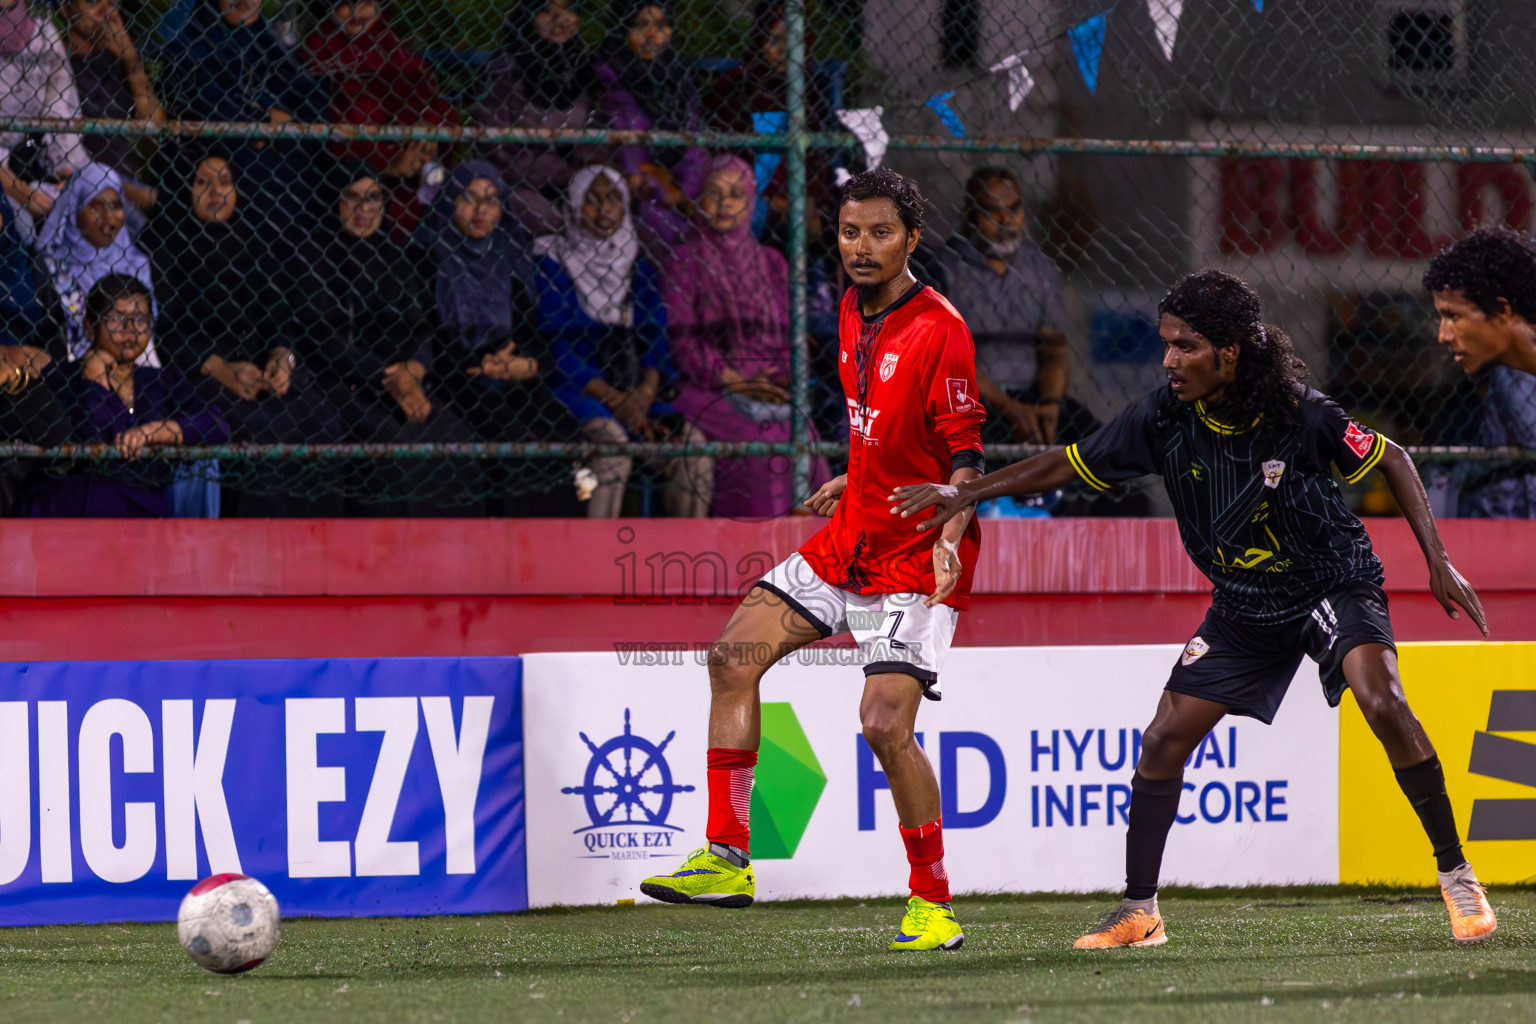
[1425,226,1536,378]
[890,269,1498,947]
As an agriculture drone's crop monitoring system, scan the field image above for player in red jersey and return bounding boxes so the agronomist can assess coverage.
[641,168,985,951]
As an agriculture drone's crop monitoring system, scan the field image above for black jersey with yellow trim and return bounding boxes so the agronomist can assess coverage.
[1065,385,1386,624]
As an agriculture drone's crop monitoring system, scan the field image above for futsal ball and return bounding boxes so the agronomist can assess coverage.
[176,873,281,974]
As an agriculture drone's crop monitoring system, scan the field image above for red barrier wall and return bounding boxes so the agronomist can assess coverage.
[0,517,1529,661]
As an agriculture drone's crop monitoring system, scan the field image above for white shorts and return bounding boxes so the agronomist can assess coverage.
[753,552,959,700]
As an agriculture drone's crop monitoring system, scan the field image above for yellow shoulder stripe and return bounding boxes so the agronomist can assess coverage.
[1065,443,1111,491]
[1342,433,1386,484]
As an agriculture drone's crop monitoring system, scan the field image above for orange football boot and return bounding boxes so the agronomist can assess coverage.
[1439,864,1497,943]
[1073,899,1167,949]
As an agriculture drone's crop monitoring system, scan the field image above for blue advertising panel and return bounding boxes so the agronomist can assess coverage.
[0,658,524,925]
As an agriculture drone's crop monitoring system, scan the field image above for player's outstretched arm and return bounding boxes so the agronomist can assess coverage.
[888,448,1079,534]
[1375,437,1489,636]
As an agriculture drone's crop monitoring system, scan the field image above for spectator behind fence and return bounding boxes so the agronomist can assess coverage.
[1460,367,1536,517]
[293,162,481,515]
[19,273,228,517]
[701,1,834,253]
[303,0,456,239]
[0,0,88,223]
[148,149,346,515]
[596,1,709,256]
[0,340,66,513]
[419,161,583,515]
[0,188,43,340]
[537,165,711,517]
[36,161,158,366]
[928,167,1095,446]
[661,155,827,518]
[157,0,329,220]
[61,0,162,213]
[474,0,602,236]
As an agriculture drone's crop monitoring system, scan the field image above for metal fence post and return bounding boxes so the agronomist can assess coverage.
[785,0,811,499]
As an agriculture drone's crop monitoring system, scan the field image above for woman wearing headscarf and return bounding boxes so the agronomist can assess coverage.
[292,161,482,514]
[148,148,345,515]
[595,1,709,255]
[474,0,603,236]
[304,0,457,240]
[61,0,163,213]
[662,155,827,518]
[421,161,582,514]
[537,164,711,517]
[19,272,228,517]
[702,0,836,254]
[35,161,157,366]
[157,0,329,225]
[0,0,88,223]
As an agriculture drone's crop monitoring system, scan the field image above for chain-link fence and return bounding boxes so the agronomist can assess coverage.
[0,0,1531,518]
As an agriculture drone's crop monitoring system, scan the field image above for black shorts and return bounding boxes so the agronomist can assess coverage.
[1164,580,1396,724]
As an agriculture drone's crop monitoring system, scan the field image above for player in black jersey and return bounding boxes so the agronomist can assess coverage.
[1424,227,1536,378]
[890,269,1498,947]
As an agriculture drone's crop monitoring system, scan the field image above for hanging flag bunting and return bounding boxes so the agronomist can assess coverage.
[989,51,1035,112]
[835,106,888,172]
[1147,0,1182,61]
[925,90,966,137]
[1069,12,1108,93]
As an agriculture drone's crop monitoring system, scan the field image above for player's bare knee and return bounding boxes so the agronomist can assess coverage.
[1355,684,1412,731]
[706,640,761,695]
[1136,724,1189,776]
[860,712,913,762]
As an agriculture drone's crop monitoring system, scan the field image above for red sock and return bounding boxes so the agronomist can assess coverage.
[900,816,950,903]
[706,747,757,854]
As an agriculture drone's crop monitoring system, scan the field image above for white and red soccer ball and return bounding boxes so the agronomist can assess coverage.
[176,873,281,974]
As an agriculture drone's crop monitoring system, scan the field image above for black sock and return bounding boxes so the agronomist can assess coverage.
[1125,771,1184,901]
[1393,754,1465,873]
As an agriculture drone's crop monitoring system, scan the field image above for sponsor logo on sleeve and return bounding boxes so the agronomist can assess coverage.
[1343,421,1375,459]
[947,378,975,413]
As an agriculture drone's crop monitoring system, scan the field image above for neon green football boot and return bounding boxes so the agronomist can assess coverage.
[640,846,755,908]
[889,896,965,951]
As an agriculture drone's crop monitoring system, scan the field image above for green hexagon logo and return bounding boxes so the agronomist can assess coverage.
[749,703,826,859]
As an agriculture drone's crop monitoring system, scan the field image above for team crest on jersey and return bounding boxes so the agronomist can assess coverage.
[1343,420,1374,459]
[947,378,975,413]
[1181,636,1210,666]
[879,352,900,381]
[841,348,847,363]
[1262,459,1286,489]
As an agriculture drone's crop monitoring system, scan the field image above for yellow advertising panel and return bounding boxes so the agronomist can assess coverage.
[1339,642,1536,885]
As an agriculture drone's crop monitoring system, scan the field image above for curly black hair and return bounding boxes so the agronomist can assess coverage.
[1423,227,1536,321]
[1158,269,1310,431]
[838,167,925,234]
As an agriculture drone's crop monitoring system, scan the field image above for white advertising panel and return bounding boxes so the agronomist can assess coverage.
[522,645,1339,907]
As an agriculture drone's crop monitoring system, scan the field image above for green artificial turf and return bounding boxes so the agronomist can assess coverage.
[3,887,1535,1023]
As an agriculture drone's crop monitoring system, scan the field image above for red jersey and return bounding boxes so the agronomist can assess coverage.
[799,283,985,609]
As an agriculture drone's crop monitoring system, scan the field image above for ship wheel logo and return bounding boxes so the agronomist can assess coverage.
[562,708,696,832]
